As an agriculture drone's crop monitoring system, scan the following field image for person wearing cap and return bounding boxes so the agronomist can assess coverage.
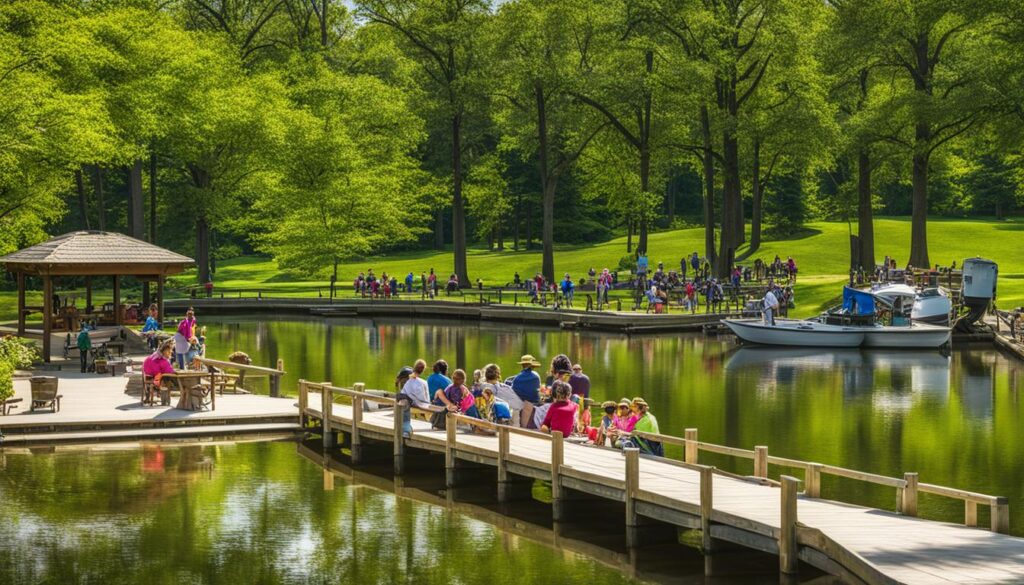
[568,363,590,398]
[608,398,638,447]
[510,355,542,405]
[541,381,578,437]
[594,400,617,446]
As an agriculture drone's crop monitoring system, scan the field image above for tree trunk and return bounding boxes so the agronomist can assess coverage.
[76,168,90,230]
[638,146,650,255]
[665,169,677,226]
[701,106,716,265]
[626,220,633,254]
[94,166,106,231]
[910,121,930,268]
[496,225,504,251]
[526,203,533,249]
[451,114,469,285]
[196,216,211,284]
[718,129,739,277]
[434,209,444,249]
[513,192,520,251]
[319,0,328,47]
[149,151,157,243]
[129,159,144,239]
[857,149,875,271]
[536,82,556,284]
[750,139,763,253]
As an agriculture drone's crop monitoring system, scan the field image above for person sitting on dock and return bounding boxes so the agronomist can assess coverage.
[594,400,617,445]
[568,363,590,398]
[427,360,452,403]
[609,398,638,448]
[540,380,577,437]
[484,363,528,427]
[545,354,573,387]
[141,304,161,351]
[397,360,431,437]
[629,398,663,456]
[143,340,176,401]
[511,355,542,406]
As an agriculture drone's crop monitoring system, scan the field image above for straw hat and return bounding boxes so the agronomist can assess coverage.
[618,398,631,408]
[601,400,616,409]
[518,354,541,367]
[632,397,648,407]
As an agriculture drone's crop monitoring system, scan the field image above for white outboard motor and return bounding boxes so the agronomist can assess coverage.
[959,258,998,328]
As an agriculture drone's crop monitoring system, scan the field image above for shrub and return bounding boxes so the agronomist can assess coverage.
[616,255,635,273]
[0,359,12,403]
[0,336,40,369]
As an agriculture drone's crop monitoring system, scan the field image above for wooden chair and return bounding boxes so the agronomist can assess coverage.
[202,365,241,395]
[142,375,172,406]
[29,377,62,413]
[2,398,23,415]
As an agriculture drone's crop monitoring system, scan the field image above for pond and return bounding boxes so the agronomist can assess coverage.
[200,315,1024,532]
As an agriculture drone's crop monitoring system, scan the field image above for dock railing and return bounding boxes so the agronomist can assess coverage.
[298,381,1010,536]
[196,357,286,397]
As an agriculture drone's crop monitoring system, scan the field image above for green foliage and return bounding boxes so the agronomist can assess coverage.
[0,336,39,402]
[764,172,807,238]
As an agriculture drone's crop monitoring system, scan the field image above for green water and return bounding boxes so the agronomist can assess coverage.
[0,441,670,585]
[203,315,1024,533]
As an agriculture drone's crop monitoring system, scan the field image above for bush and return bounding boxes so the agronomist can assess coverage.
[0,359,12,402]
[616,255,635,273]
[0,336,40,369]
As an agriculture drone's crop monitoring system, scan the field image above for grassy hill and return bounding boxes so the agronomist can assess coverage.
[2,217,1021,322]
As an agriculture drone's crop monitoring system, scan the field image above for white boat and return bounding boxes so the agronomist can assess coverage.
[871,283,951,325]
[723,318,866,348]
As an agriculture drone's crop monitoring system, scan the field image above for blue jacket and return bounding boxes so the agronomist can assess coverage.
[142,316,160,334]
[511,368,541,404]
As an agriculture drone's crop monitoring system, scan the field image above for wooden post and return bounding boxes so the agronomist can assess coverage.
[901,472,918,517]
[16,272,25,336]
[113,275,121,325]
[86,277,93,314]
[42,275,52,362]
[351,384,364,464]
[393,400,405,475]
[156,276,164,328]
[323,468,334,491]
[780,475,799,575]
[992,498,1010,534]
[624,447,640,548]
[754,446,768,478]
[270,358,284,397]
[965,500,977,528]
[805,463,822,498]
[497,425,510,502]
[445,412,457,487]
[685,428,698,463]
[700,465,715,575]
[551,431,565,522]
[297,380,308,427]
[321,383,336,450]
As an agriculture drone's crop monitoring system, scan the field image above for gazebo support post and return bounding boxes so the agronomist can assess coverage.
[85,278,92,314]
[42,275,52,362]
[113,275,121,326]
[157,276,165,327]
[16,272,25,336]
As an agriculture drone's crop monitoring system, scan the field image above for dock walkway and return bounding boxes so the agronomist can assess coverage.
[302,384,1024,585]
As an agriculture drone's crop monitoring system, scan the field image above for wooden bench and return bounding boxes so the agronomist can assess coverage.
[1,397,23,415]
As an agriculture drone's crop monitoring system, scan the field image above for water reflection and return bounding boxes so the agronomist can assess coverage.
[202,315,1024,534]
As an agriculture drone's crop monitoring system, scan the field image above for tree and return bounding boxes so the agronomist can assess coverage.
[258,64,427,285]
[489,0,606,282]
[357,0,490,286]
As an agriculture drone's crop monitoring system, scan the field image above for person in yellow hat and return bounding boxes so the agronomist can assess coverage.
[510,354,542,405]
[630,397,663,456]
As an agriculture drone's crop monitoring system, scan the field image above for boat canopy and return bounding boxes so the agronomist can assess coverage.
[842,286,876,315]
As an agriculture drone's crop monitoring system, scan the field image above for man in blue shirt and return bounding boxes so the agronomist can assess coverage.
[405,272,415,293]
[511,354,542,405]
[426,360,452,401]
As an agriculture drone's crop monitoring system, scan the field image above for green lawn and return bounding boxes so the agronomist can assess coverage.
[3,217,1022,322]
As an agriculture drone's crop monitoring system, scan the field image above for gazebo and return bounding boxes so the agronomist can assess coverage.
[1,231,194,362]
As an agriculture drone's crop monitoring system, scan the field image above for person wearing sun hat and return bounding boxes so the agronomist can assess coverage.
[609,398,639,447]
[631,397,663,456]
[511,354,542,405]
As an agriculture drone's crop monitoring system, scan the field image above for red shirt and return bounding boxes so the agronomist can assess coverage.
[542,400,578,437]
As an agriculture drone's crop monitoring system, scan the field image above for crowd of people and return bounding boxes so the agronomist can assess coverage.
[353,268,466,299]
[392,353,663,455]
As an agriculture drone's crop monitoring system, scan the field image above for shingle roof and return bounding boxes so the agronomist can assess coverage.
[0,231,194,265]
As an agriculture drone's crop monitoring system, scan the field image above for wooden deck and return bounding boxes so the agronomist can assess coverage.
[301,383,1024,585]
[0,370,300,444]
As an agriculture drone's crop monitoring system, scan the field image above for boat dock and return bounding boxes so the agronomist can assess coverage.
[167,298,742,333]
[299,381,1024,585]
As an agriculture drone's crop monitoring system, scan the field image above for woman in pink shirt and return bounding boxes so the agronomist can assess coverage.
[143,340,176,403]
[541,381,578,437]
[173,308,197,369]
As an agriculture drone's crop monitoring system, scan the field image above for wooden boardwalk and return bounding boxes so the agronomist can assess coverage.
[301,382,1024,585]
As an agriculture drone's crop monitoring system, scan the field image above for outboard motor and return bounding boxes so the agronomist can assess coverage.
[955,258,998,332]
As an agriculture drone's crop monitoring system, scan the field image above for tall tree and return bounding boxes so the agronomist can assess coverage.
[357,0,490,286]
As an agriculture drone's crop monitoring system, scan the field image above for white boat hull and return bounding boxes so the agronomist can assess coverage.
[724,319,865,348]
[861,324,951,348]
[724,319,951,349]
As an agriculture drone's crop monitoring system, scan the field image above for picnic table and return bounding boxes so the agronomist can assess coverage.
[164,371,215,411]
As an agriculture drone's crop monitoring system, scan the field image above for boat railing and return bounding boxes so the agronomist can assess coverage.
[298,380,1009,534]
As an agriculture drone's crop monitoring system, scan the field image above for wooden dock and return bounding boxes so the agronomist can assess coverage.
[299,381,1024,585]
